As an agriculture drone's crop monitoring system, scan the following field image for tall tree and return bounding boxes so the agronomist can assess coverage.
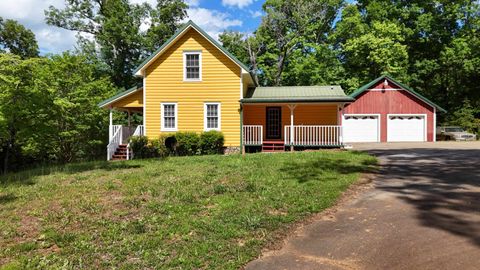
[45,0,187,88]
[0,18,39,58]
[256,0,344,86]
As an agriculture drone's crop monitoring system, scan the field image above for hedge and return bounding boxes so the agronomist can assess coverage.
[129,131,225,159]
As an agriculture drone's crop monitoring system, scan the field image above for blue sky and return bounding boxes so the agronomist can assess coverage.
[0,0,265,55]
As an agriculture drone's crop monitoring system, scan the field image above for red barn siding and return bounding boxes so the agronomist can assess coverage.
[344,80,435,142]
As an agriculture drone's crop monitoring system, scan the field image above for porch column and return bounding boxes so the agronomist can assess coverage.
[288,104,297,151]
[109,108,113,141]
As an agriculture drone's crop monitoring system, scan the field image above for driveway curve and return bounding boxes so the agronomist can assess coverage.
[246,142,480,270]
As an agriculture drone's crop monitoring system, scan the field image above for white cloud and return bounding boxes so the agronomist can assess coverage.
[222,0,254,9]
[249,10,262,18]
[0,0,77,54]
[185,0,200,7]
[186,8,242,40]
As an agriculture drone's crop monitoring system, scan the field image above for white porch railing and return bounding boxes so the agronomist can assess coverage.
[243,125,263,145]
[285,125,343,146]
[126,125,144,160]
[107,125,123,161]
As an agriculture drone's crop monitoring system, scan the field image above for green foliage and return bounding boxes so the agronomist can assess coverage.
[175,132,200,156]
[0,17,39,59]
[45,0,187,88]
[199,130,225,155]
[0,52,116,173]
[129,131,225,159]
[447,100,480,136]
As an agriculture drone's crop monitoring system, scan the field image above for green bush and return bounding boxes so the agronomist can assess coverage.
[129,131,224,159]
[175,132,200,156]
[199,131,225,155]
[129,136,151,159]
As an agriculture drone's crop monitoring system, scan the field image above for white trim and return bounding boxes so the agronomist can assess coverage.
[143,76,147,136]
[240,74,244,99]
[433,108,437,142]
[183,51,202,82]
[161,102,178,132]
[135,24,249,77]
[367,88,403,91]
[343,114,381,142]
[387,114,427,142]
[204,102,221,131]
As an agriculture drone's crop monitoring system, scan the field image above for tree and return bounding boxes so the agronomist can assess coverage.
[219,31,264,84]
[256,0,344,86]
[0,54,45,173]
[45,0,187,88]
[0,18,39,58]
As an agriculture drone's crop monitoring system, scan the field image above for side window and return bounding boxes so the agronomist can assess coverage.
[204,103,221,131]
[184,52,201,81]
[161,103,177,131]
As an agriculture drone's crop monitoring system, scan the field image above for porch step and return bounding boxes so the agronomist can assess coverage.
[262,141,285,152]
[112,144,128,161]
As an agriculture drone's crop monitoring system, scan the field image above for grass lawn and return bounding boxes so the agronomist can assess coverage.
[0,151,376,269]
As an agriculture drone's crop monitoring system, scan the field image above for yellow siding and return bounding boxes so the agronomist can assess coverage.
[243,104,338,140]
[110,90,143,108]
[145,28,242,146]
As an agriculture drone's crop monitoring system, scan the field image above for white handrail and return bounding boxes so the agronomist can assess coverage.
[107,125,123,160]
[126,125,144,160]
[285,125,343,146]
[243,125,263,145]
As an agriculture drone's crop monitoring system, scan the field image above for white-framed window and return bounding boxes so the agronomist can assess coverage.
[183,51,202,81]
[204,103,221,131]
[161,103,178,131]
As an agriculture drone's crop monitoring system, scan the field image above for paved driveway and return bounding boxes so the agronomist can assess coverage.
[246,142,480,270]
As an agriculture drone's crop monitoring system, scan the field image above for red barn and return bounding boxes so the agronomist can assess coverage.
[342,75,446,143]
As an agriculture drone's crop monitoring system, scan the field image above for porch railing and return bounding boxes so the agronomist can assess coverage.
[285,125,343,146]
[126,125,144,160]
[107,125,123,161]
[243,125,263,145]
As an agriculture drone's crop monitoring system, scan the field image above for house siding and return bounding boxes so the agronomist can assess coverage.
[144,28,242,146]
[110,90,143,108]
[343,80,435,142]
[243,104,338,140]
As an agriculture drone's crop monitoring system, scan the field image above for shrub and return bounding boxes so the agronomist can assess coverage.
[175,132,200,156]
[130,136,164,159]
[129,136,151,159]
[199,131,224,155]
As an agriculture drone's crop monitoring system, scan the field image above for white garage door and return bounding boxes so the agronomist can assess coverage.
[387,115,426,142]
[343,115,379,142]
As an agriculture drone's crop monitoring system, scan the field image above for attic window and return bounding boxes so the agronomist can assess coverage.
[184,51,202,81]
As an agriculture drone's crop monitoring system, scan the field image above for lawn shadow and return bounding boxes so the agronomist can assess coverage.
[0,193,17,204]
[0,161,143,187]
[281,157,376,183]
[368,148,480,247]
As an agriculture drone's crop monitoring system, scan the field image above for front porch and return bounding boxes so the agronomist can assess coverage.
[241,103,344,152]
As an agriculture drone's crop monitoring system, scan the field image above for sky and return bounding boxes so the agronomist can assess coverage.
[0,0,265,55]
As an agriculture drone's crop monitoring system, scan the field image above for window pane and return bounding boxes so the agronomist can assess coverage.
[163,104,176,129]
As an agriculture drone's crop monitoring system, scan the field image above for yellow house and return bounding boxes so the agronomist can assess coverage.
[99,21,354,160]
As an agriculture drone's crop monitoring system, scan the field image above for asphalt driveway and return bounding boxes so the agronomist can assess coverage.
[246,142,480,270]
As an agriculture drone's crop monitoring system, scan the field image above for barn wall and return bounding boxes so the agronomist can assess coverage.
[344,80,435,142]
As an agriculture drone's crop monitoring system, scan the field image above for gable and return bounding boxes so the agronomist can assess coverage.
[133,21,252,79]
[145,27,241,78]
[350,75,446,113]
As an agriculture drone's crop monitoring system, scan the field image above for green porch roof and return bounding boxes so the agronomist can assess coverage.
[98,86,142,108]
[350,75,447,113]
[241,86,354,103]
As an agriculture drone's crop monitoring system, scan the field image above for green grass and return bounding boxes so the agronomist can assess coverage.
[0,151,376,269]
